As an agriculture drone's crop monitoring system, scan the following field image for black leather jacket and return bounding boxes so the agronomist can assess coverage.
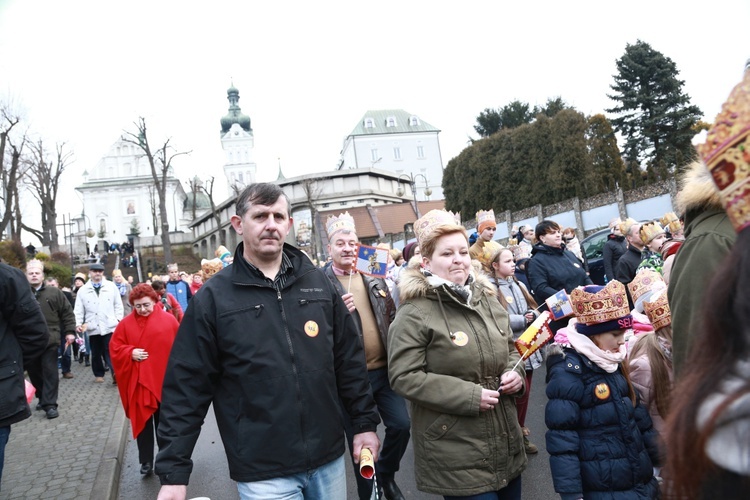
[323,265,396,352]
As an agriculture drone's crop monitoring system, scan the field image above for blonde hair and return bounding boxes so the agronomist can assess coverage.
[419,224,468,259]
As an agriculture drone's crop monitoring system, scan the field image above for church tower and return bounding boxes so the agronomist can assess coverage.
[220,84,257,194]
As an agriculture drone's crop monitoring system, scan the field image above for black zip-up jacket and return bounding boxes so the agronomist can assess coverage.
[155,243,379,485]
[32,283,76,347]
[0,263,49,428]
[323,265,396,353]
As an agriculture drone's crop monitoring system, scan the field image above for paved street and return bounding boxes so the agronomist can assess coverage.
[119,365,555,499]
[1,351,555,499]
[1,357,125,500]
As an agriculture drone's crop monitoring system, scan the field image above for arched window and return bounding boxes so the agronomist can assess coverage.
[387,117,397,127]
[409,116,420,126]
[364,118,375,128]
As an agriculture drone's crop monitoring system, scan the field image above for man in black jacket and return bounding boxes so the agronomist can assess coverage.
[25,260,76,419]
[602,218,627,282]
[615,218,644,307]
[323,214,409,500]
[0,262,49,489]
[155,183,380,500]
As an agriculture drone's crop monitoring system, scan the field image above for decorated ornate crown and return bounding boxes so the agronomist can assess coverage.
[619,217,637,236]
[628,269,666,312]
[643,290,671,331]
[570,280,630,326]
[326,212,356,238]
[639,221,665,244]
[697,66,750,233]
[26,259,44,271]
[414,209,462,247]
[473,239,503,270]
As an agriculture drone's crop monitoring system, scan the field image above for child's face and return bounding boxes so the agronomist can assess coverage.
[591,329,626,353]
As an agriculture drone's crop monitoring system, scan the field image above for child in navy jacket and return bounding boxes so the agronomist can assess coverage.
[545,281,661,500]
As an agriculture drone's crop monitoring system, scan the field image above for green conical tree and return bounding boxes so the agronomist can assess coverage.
[607,40,702,176]
[587,114,627,191]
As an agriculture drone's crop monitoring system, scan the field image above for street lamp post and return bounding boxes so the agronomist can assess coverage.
[396,172,432,219]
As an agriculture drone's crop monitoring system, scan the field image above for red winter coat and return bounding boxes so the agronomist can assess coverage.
[110,306,179,437]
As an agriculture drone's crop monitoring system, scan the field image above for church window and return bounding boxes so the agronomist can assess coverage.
[371,149,379,162]
[364,118,375,128]
[238,172,244,183]
[387,117,397,127]
[409,116,420,126]
[417,145,425,159]
[393,147,401,160]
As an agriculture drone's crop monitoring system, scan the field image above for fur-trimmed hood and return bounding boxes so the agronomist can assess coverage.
[397,267,496,305]
[675,160,724,216]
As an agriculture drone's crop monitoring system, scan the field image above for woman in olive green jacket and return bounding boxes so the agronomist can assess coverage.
[388,212,527,499]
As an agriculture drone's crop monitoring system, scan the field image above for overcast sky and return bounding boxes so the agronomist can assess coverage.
[1,0,749,241]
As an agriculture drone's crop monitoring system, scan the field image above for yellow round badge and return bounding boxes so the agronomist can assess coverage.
[451,331,469,347]
[594,383,610,400]
[304,321,319,338]
[505,295,514,303]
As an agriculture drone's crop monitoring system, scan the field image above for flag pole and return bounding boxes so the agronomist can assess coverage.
[511,348,529,373]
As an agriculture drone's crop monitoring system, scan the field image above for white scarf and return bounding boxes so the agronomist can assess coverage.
[566,328,626,373]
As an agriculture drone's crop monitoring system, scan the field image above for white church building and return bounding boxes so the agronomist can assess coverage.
[75,139,188,247]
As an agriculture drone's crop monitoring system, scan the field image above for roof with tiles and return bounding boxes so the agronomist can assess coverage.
[349,109,440,137]
[318,200,445,243]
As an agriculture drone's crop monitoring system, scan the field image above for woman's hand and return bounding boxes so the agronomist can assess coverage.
[480,388,500,411]
[132,348,149,362]
[499,370,523,395]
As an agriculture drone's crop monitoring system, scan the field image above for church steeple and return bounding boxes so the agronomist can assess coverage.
[220,83,252,134]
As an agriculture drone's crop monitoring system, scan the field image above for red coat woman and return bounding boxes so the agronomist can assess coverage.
[110,284,179,475]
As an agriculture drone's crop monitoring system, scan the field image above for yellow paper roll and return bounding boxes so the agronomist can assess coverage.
[359,448,374,479]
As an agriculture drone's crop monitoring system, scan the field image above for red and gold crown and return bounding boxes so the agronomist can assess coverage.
[639,221,665,245]
[570,280,630,326]
[628,269,665,304]
[628,270,667,312]
[697,67,750,233]
[414,209,462,247]
[643,290,671,330]
[326,212,356,238]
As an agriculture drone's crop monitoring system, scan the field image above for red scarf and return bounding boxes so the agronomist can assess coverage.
[110,306,179,437]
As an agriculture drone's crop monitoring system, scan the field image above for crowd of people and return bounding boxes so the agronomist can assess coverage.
[2,70,750,500]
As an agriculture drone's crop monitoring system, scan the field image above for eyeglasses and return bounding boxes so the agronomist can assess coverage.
[562,237,573,242]
[133,303,155,310]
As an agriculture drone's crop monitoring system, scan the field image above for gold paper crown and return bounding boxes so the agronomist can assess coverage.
[627,269,665,311]
[697,67,750,233]
[476,209,496,226]
[570,280,630,326]
[619,217,637,236]
[326,212,356,238]
[26,259,44,271]
[472,239,503,269]
[660,212,682,235]
[639,221,665,244]
[643,290,671,330]
[414,209,462,247]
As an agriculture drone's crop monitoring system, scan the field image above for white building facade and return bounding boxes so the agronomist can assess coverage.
[76,138,188,247]
[339,109,445,200]
[220,85,257,194]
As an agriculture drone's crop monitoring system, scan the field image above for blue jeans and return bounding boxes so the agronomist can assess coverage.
[444,475,522,500]
[0,426,10,491]
[344,367,410,500]
[237,454,345,500]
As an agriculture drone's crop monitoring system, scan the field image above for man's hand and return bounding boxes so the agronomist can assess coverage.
[352,431,380,464]
[341,292,356,313]
[157,485,187,500]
